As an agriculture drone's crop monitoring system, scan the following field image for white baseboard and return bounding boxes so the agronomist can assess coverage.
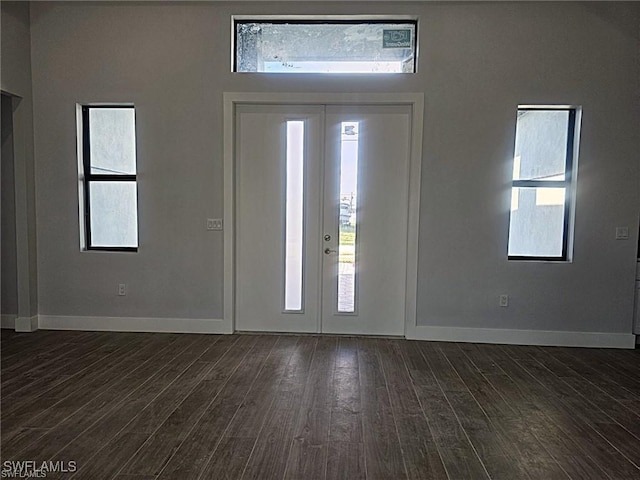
[2,315,38,332]
[38,315,232,334]
[1,315,17,329]
[406,325,636,349]
[15,316,39,332]
[8,314,637,348]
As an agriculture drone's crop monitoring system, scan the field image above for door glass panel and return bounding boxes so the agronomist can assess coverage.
[338,122,359,313]
[284,121,305,311]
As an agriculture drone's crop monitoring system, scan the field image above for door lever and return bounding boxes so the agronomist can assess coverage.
[324,248,337,254]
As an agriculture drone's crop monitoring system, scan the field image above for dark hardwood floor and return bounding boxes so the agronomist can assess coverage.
[1,329,639,479]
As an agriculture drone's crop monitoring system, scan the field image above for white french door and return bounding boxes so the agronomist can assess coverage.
[234,103,411,335]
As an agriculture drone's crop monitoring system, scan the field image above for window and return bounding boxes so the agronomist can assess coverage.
[79,105,138,251]
[507,107,579,261]
[338,121,359,313]
[284,121,305,311]
[234,17,417,73]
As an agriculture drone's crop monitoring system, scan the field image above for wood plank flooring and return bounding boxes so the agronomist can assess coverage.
[1,330,639,479]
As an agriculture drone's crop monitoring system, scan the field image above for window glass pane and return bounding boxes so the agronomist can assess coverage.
[284,121,304,311]
[508,187,565,257]
[89,181,138,248]
[89,108,136,175]
[236,21,416,73]
[514,110,568,181]
[338,122,358,313]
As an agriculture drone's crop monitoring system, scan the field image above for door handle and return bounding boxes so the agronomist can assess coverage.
[324,248,337,254]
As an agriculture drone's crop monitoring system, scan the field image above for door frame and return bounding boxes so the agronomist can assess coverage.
[223,92,424,336]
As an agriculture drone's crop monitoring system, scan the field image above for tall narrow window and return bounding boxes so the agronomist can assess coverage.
[81,106,138,251]
[338,122,359,313]
[284,121,305,311]
[508,107,579,260]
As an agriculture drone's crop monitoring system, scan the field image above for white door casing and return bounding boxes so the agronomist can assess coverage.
[224,93,424,337]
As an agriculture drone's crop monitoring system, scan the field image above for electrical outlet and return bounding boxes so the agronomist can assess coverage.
[615,226,629,240]
[499,294,509,307]
[207,218,223,231]
[118,283,126,296]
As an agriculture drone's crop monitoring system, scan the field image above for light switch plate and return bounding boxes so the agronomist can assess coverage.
[207,218,223,231]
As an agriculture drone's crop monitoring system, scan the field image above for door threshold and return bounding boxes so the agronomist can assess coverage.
[234,330,405,339]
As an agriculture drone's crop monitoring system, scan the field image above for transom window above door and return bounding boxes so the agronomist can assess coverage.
[233,16,418,73]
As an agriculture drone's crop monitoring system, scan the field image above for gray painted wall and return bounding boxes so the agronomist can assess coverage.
[29,2,639,334]
[1,1,38,319]
[2,94,18,315]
